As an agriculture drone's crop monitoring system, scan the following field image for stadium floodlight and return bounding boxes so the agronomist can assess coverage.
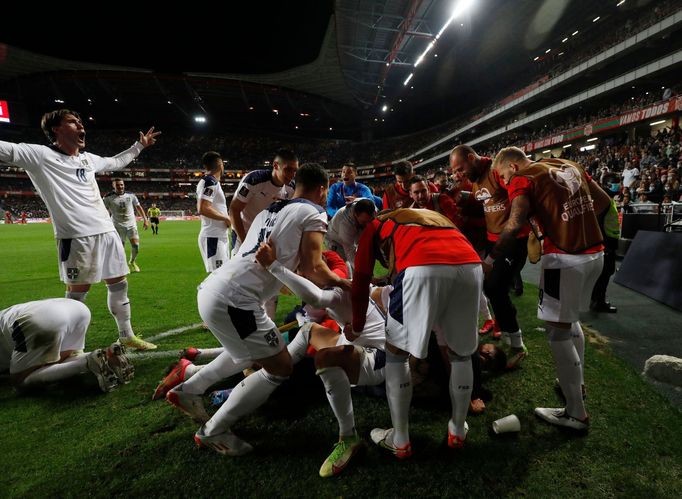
[403,73,414,86]
[562,37,568,43]
[436,0,475,39]
[587,137,598,142]
[580,144,596,151]
[533,56,540,61]
[382,104,389,112]
[593,16,600,22]
[617,0,626,6]
[572,30,579,36]
[167,100,172,104]
[649,120,666,126]
[545,48,551,54]
[114,98,118,103]
[562,144,572,149]
[543,149,551,153]
[194,116,206,123]
[54,99,64,103]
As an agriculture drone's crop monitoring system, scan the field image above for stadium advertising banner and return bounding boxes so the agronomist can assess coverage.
[524,96,682,152]
[0,100,9,123]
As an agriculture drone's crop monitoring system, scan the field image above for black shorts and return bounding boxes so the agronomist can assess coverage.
[150,217,160,224]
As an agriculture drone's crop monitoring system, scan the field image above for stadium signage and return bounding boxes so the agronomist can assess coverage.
[524,97,680,152]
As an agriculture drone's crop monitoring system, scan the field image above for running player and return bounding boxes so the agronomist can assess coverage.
[167,163,345,455]
[351,208,482,457]
[0,109,159,350]
[489,147,610,431]
[147,203,161,235]
[196,151,230,272]
[103,178,149,272]
[0,298,133,392]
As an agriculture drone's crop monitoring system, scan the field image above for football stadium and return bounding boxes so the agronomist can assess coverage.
[2,1,682,496]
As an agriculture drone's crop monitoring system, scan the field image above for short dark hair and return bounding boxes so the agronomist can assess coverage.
[275,148,298,164]
[41,109,81,143]
[295,163,328,192]
[342,163,357,172]
[394,160,413,176]
[354,198,376,216]
[434,170,447,179]
[202,151,222,171]
[409,175,427,187]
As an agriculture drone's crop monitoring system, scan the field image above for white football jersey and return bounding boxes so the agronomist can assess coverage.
[232,169,295,234]
[196,174,228,238]
[103,192,140,228]
[205,198,327,305]
[325,202,364,270]
[0,140,144,239]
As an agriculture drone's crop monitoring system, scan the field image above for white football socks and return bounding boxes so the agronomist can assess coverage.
[479,292,492,321]
[21,355,88,386]
[203,368,287,436]
[571,321,585,379]
[385,351,412,447]
[65,291,88,302]
[318,367,354,437]
[449,353,473,438]
[106,280,133,339]
[287,322,313,365]
[182,351,250,395]
[548,326,587,419]
[130,243,139,263]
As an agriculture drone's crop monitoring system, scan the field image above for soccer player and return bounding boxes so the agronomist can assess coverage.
[228,148,297,257]
[409,175,461,225]
[147,203,161,235]
[167,163,346,455]
[196,151,230,272]
[4,210,12,224]
[326,163,374,218]
[255,242,387,477]
[0,109,160,350]
[103,178,149,272]
[489,147,610,431]
[325,198,376,276]
[351,208,482,457]
[0,298,133,392]
[382,160,438,210]
[450,145,528,366]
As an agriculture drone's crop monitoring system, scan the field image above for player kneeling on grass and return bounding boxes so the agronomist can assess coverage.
[0,299,133,392]
[255,241,388,477]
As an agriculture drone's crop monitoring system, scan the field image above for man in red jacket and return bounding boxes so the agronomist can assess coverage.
[382,160,438,210]
[351,208,482,457]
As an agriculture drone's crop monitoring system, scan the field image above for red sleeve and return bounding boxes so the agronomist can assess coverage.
[322,250,349,279]
[584,171,593,182]
[352,220,378,332]
[508,176,533,202]
[438,193,460,226]
[382,192,389,210]
[428,181,439,193]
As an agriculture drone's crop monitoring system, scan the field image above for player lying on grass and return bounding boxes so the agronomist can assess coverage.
[0,299,133,392]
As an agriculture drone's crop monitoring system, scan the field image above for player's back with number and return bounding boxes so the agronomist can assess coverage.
[213,199,326,303]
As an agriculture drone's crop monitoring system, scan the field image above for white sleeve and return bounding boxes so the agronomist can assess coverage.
[132,194,140,207]
[94,142,144,172]
[234,178,253,203]
[0,141,44,172]
[302,208,328,233]
[268,261,340,309]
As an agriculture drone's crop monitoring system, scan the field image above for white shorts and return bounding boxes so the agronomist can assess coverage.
[538,253,604,323]
[198,235,228,272]
[197,285,284,363]
[354,345,386,386]
[230,230,241,259]
[115,224,139,243]
[386,264,482,358]
[7,299,90,374]
[57,232,129,284]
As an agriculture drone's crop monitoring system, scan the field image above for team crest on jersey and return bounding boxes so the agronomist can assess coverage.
[239,185,249,197]
[264,330,279,347]
[474,187,492,203]
[215,260,223,268]
[549,166,582,196]
[203,187,214,196]
[66,268,79,279]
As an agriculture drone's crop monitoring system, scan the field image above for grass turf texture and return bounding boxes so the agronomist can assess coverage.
[1,221,681,498]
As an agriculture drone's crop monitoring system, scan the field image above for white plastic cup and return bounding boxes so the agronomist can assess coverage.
[492,414,521,434]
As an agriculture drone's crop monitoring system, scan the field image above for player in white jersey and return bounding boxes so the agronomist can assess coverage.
[255,241,388,477]
[325,198,377,277]
[228,148,297,257]
[0,298,133,392]
[0,109,160,350]
[103,178,149,273]
[196,151,231,272]
[167,163,347,456]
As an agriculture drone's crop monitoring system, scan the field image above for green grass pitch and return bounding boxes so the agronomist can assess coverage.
[1,222,681,497]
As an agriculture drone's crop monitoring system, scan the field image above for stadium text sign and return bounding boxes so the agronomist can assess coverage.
[0,100,9,123]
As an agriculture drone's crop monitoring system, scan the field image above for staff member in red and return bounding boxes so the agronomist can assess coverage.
[408,175,461,225]
[489,147,610,431]
[350,208,482,457]
[382,160,438,210]
[450,145,528,366]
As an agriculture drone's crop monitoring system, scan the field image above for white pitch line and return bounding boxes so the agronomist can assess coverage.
[144,323,204,343]
[128,349,188,361]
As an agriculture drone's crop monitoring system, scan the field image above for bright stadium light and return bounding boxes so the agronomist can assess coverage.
[382,104,389,112]
[617,0,626,6]
[194,116,206,123]
[572,30,579,36]
[587,137,598,142]
[403,73,414,86]
[542,149,551,153]
[414,41,436,67]
[545,48,551,54]
[533,56,540,61]
[562,37,568,43]
[593,16,600,22]
[649,120,666,126]
[436,0,475,39]
[562,144,572,149]
[54,99,64,104]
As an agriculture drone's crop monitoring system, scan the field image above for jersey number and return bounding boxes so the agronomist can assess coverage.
[76,168,87,182]
[11,321,28,353]
[241,227,272,257]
